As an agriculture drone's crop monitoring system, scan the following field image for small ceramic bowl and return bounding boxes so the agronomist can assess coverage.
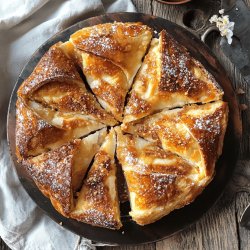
[155,0,191,4]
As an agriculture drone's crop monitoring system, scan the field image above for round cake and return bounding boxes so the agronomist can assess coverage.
[15,22,228,230]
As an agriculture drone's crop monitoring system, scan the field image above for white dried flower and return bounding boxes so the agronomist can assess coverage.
[209,10,235,45]
[209,15,218,23]
[219,9,224,14]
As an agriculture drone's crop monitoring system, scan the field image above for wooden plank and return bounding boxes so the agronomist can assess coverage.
[156,223,203,250]
[196,192,239,250]
[156,191,239,250]
[101,243,156,250]
[235,192,250,250]
[132,0,153,15]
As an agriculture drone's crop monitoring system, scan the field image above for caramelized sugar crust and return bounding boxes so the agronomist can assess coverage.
[159,30,222,97]
[16,99,65,160]
[122,101,228,178]
[81,52,129,121]
[180,102,228,176]
[124,30,223,123]
[21,129,107,218]
[72,151,121,229]
[18,42,82,97]
[15,98,106,159]
[18,43,117,126]
[15,22,228,229]
[116,128,210,225]
[70,22,152,83]
[31,81,115,121]
[71,129,122,229]
[22,140,80,216]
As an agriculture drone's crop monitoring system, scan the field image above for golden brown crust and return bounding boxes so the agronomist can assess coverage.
[70,22,152,83]
[72,152,121,229]
[29,81,116,125]
[15,23,229,229]
[159,30,223,98]
[15,99,106,160]
[122,101,228,177]
[71,128,107,192]
[18,43,82,98]
[17,43,117,126]
[81,52,129,121]
[22,129,107,217]
[22,140,80,216]
[115,127,210,225]
[28,81,117,126]
[70,129,122,229]
[124,30,223,123]
[16,99,65,160]
[59,41,83,69]
[122,108,202,170]
[26,100,107,132]
[180,101,229,176]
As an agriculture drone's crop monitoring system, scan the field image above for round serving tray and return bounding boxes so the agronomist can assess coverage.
[7,12,242,245]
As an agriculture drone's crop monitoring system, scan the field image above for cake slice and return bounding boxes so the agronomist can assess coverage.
[15,99,105,160]
[70,128,122,230]
[80,52,129,121]
[122,101,228,177]
[124,30,223,123]
[18,42,117,126]
[115,127,211,225]
[22,129,107,216]
[70,22,152,84]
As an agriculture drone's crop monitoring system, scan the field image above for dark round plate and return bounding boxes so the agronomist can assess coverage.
[7,13,242,245]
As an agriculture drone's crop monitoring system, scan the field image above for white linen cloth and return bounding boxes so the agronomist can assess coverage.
[0,1,136,249]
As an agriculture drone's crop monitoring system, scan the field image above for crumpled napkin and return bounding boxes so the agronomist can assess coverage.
[0,1,136,249]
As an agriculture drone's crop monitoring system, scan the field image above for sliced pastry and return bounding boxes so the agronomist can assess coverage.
[122,101,228,177]
[59,41,83,68]
[70,22,152,84]
[81,51,129,121]
[15,99,105,160]
[22,128,107,216]
[116,127,211,225]
[70,128,122,230]
[18,42,117,126]
[124,30,223,123]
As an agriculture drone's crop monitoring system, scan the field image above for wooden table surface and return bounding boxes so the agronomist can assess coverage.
[1,0,249,249]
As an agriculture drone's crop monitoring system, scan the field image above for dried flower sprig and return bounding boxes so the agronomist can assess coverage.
[209,9,235,44]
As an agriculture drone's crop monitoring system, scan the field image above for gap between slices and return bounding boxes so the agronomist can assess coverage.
[115,127,211,225]
[70,128,122,230]
[122,101,228,177]
[21,128,107,217]
[123,30,224,123]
